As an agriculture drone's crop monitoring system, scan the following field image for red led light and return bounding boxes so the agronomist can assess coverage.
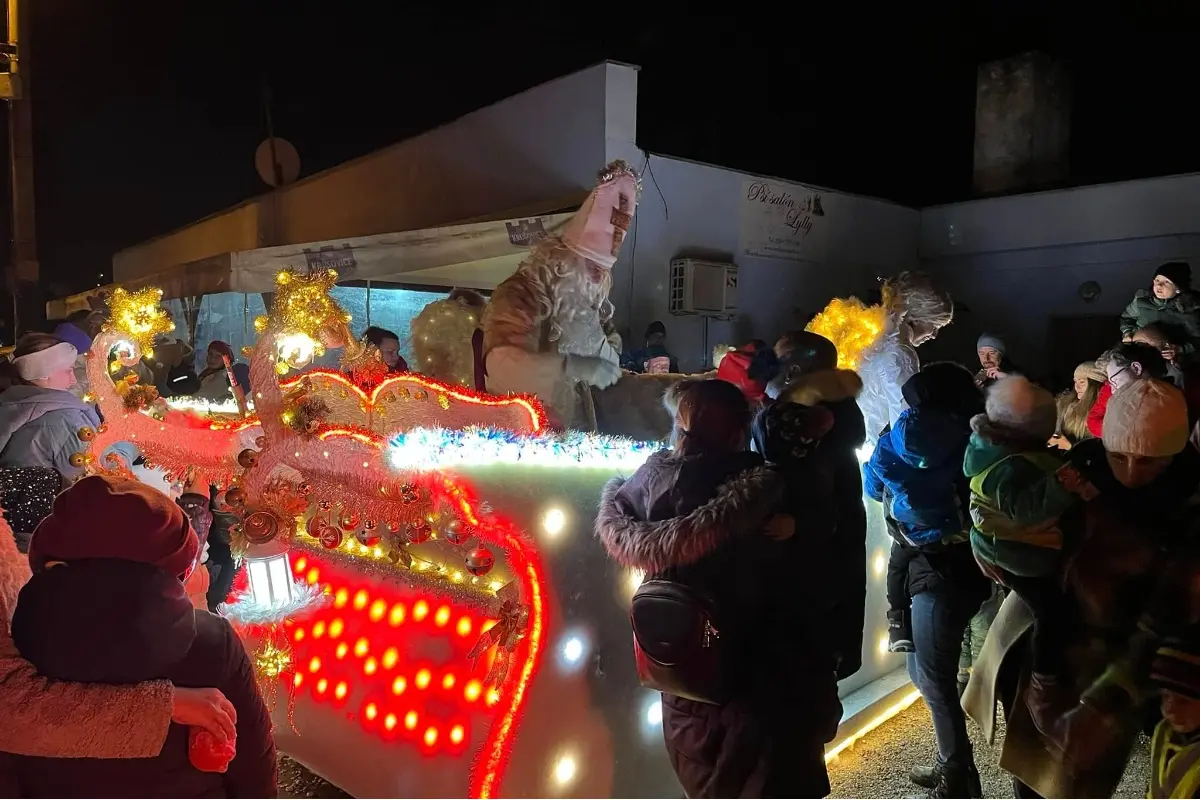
[334,588,349,608]
[415,669,431,690]
[334,681,348,700]
[456,616,472,637]
[450,725,465,745]
[308,657,321,673]
[329,619,344,638]
[293,556,307,572]
[382,647,399,669]
[316,678,328,695]
[464,680,482,702]
[392,676,407,696]
[404,710,418,731]
[335,642,349,660]
[434,606,451,627]
[312,621,326,638]
[424,726,438,747]
[294,628,305,642]
[353,590,369,610]
[364,657,378,676]
[305,568,319,584]
[354,638,369,657]
[413,600,429,622]
[364,702,378,721]
[442,673,456,690]
[388,603,406,626]
[384,713,398,731]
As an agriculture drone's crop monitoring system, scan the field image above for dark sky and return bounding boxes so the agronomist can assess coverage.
[6,1,1200,297]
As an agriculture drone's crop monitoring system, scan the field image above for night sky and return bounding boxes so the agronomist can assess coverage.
[5,1,1200,298]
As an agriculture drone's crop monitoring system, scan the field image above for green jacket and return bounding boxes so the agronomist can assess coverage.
[964,427,1075,577]
[1119,289,1200,354]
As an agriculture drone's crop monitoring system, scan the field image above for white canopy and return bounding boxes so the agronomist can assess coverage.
[47,211,573,317]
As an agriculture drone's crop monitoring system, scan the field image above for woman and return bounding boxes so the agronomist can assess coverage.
[0,510,236,762]
[1050,361,1105,449]
[965,378,1200,798]
[596,379,839,797]
[0,333,101,480]
[194,341,251,403]
[863,362,989,798]
[1086,342,1168,437]
[7,475,276,796]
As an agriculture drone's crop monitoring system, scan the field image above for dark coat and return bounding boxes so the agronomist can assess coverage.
[596,450,839,798]
[759,367,868,679]
[7,559,276,798]
[1120,288,1200,355]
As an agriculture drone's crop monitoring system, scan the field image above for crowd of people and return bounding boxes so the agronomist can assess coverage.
[1,260,1200,797]
[598,261,1200,799]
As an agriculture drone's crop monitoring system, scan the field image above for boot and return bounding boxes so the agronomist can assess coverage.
[909,763,940,789]
[888,609,915,653]
[929,763,982,799]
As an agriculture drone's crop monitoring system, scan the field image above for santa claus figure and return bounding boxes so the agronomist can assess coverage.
[483,161,638,427]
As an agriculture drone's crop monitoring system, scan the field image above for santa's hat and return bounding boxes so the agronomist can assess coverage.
[561,161,640,268]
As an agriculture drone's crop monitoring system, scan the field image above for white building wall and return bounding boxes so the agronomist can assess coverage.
[917,173,1200,378]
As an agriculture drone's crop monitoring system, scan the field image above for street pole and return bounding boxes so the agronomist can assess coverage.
[4,0,38,336]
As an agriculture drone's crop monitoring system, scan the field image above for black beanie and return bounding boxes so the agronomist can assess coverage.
[645,320,667,338]
[1155,261,1192,290]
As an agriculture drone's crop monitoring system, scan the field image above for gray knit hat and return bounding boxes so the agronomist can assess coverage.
[977,333,1006,355]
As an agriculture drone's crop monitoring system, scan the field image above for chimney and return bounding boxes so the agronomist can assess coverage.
[973,52,1071,196]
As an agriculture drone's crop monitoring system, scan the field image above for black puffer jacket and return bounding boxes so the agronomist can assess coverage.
[597,450,840,798]
[757,367,868,679]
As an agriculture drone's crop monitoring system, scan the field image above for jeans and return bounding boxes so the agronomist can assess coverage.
[908,589,979,771]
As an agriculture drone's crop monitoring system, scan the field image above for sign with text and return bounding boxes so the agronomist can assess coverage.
[739,178,828,261]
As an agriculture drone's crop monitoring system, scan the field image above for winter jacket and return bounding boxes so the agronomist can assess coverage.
[757,367,868,679]
[1149,718,1200,799]
[0,385,101,480]
[864,406,972,547]
[965,439,1200,798]
[964,417,1075,580]
[0,514,174,760]
[596,450,839,798]
[1087,381,1112,438]
[8,558,276,797]
[1120,289,1200,354]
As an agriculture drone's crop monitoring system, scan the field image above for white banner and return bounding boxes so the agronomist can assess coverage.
[739,177,828,261]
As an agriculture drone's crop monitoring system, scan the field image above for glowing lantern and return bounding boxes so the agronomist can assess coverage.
[245,538,295,609]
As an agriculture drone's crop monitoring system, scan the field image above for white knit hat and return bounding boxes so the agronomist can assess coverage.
[1103,379,1190,457]
[985,376,1057,439]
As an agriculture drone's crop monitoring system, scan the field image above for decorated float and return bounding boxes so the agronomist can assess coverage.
[67,166,929,797]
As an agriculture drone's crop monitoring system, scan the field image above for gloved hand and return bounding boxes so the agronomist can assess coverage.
[564,354,622,388]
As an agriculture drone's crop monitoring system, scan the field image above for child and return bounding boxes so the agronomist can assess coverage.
[964,376,1087,678]
[1148,631,1200,799]
[1120,261,1200,359]
[863,363,983,653]
[8,475,277,796]
[596,379,839,798]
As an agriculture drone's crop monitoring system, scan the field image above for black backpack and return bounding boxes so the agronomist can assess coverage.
[630,578,733,705]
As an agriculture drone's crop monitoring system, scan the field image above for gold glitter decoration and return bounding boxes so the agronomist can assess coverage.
[105,287,175,356]
[254,636,292,680]
[255,269,350,351]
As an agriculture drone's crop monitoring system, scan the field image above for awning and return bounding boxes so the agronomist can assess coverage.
[47,210,573,318]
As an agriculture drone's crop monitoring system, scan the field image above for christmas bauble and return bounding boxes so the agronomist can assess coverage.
[407,521,432,545]
[319,526,343,550]
[443,519,469,546]
[76,426,96,442]
[356,527,381,548]
[305,516,329,540]
[339,512,361,531]
[225,487,247,508]
[465,545,495,576]
[243,510,280,545]
[237,449,259,469]
[297,481,313,496]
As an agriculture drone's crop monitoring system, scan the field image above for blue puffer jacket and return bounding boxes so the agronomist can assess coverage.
[864,404,974,547]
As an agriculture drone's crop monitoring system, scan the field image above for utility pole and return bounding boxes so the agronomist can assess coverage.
[2,0,37,336]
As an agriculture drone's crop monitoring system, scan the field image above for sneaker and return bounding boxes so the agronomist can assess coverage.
[888,609,915,653]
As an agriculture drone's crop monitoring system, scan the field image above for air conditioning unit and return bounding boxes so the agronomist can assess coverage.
[668,258,738,318]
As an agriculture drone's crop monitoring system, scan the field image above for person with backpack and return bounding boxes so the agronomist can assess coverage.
[596,379,841,798]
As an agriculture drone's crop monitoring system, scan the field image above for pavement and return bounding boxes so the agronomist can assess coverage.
[275,699,1154,798]
[828,700,1152,799]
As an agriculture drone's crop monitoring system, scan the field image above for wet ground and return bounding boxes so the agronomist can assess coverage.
[276,699,1154,798]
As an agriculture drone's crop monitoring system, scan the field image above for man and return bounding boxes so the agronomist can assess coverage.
[363,326,409,373]
[974,333,1021,390]
[623,321,679,374]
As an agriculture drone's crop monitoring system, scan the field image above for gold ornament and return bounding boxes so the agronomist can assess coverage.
[68,452,88,468]
[242,509,281,546]
[255,269,349,350]
[105,287,175,356]
[77,426,96,442]
[254,637,292,681]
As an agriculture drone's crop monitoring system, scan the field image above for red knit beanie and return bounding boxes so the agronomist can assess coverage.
[29,475,199,580]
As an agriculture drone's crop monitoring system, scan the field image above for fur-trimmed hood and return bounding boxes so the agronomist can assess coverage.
[595,451,781,575]
[779,368,863,407]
